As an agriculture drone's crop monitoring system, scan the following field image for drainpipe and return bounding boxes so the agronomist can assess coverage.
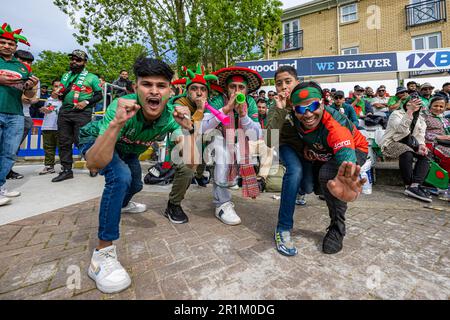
[336,0,341,83]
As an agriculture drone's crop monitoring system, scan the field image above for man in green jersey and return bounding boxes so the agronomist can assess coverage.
[0,23,39,206]
[52,49,103,183]
[78,57,192,294]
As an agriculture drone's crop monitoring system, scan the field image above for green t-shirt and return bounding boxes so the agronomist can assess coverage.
[267,99,276,109]
[79,94,181,155]
[60,70,102,110]
[208,95,259,125]
[0,56,32,115]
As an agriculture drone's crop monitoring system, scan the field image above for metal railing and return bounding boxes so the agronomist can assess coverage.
[280,30,303,52]
[406,0,447,28]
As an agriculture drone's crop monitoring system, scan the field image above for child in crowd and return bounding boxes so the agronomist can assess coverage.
[39,81,62,175]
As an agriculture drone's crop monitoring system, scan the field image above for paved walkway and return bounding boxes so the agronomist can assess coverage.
[0,182,449,300]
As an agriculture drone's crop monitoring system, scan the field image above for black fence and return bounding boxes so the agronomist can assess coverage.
[280,30,303,52]
[406,0,447,28]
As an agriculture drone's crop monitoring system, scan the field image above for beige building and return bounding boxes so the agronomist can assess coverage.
[278,0,450,83]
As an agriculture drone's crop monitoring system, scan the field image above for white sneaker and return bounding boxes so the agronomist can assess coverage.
[121,201,147,214]
[88,245,131,294]
[0,186,20,198]
[0,196,11,206]
[215,202,241,225]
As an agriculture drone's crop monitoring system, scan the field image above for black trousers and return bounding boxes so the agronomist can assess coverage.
[398,151,429,186]
[315,151,367,236]
[57,108,92,170]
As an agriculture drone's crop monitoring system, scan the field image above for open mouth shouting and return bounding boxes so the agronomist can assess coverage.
[146,97,162,110]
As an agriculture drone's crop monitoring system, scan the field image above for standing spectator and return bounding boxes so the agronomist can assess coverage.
[52,50,103,183]
[407,81,418,94]
[381,97,430,202]
[267,90,276,109]
[30,85,50,118]
[330,88,337,98]
[112,70,133,98]
[322,88,332,106]
[39,80,62,175]
[330,90,359,129]
[257,98,268,128]
[0,23,39,206]
[259,89,267,102]
[7,50,38,180]
[419,82,434,109]
[372,86,389,116]
[387,86,409,112]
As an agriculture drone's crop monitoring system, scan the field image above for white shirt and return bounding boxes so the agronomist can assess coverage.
[41,97,62,130]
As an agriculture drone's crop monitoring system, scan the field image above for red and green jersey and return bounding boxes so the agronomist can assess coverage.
[60,70,102,110]
[295,106,368,165]
[0,56,32,115]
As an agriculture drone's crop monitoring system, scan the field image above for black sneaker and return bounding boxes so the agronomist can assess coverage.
[192,176,209,187]
[51,170,74,183]
[418,186,432,198]
[322,225,344,254]
[7,170,24,179]
[404,186,432,203]
[164,201,189,224]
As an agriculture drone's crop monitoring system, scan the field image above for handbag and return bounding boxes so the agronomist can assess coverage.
[399,112,420,152]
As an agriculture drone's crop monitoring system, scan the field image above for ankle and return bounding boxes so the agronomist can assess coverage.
[96,240,113,251]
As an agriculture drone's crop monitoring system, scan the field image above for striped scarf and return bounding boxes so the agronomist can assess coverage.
[222,100,260,199]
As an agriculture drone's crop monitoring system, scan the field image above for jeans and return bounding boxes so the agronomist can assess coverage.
[58,108,92,170]
[80,142,143,241]
[0,113,24,187]
[399,151,429,186]
[277,144,314,231]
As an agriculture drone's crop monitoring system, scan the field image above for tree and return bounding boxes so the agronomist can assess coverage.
[32,51,70,86]
[31,42,148,86]
[53,0,283,70]
[86,41,148,82]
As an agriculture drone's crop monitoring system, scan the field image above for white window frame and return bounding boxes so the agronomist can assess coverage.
[412,32,442,50]
[341,46,359,55]
[340,3,358,23]
[282,19,300,50]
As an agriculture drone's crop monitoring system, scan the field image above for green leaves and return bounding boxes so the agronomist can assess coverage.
[53,0,283,69]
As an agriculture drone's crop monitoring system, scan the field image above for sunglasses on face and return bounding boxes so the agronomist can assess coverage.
[294,100,321,115]
[334,96,344,100]
[71,57,83,62]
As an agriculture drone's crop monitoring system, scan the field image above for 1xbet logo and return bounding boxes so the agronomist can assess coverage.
[406,51,450,69]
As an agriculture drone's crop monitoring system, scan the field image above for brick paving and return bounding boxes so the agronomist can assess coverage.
[0,185,449,300]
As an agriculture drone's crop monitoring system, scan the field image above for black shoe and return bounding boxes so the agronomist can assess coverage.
[192,176,209,187]
[89,170,98,177]
[418,186,432,198]
[164,201,189,224]
[404,186,432,203]
[318,195,326,201]
[7,170,24,179]
[51,170,74,183]
[322,225,344,254]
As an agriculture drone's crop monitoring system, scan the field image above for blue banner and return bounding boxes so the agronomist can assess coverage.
[236,52,399,79]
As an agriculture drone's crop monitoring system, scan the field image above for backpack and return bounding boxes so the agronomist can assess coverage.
[144,163,176,185]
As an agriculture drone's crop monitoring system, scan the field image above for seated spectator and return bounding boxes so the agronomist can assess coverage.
[407,81,418,94]
[387,86,409,112]
[372,86,389,116]
[381,96,431,202]
[365,87,375,103]
[419,82,434,109]
[349,85,373,119]
[423,96,450,173]
[436,82,450,101]
[330,90,359,129]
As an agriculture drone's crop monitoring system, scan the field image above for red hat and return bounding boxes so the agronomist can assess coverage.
[0,23,30,46]
[213,67,263,93]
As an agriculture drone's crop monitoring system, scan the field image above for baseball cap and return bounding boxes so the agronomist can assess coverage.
[420,82,434,89]
[68,49,88,61]
[334,90,345,98]
[354,85,364,92]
